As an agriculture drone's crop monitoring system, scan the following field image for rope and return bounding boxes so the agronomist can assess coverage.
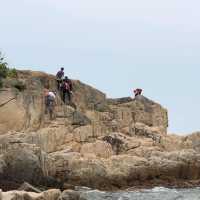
[0,98,16,107]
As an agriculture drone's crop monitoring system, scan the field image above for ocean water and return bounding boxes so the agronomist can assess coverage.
[79,187,200,200]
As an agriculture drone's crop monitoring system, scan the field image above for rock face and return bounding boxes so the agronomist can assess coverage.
[0,189,61,200]
[0,70,200,191]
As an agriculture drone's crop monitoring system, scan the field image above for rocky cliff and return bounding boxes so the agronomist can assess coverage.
[0,70,200,194]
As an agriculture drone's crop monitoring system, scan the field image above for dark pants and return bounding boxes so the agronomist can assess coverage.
[45,96,55,120]
[63,90,71,104]
[57,79,62,90]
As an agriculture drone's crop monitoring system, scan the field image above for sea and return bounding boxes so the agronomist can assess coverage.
[78,187,200,200]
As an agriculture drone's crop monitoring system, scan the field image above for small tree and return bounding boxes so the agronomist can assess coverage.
[0,52,8,78]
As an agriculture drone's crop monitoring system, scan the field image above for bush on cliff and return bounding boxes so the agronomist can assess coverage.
[0,52,18,88]
[7,68,18,78]
[0,53,8,79]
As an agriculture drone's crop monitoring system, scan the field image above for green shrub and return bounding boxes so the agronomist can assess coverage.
[0,53,19,89]
[0,53,8,78]
[7,68,18,78]
[0,63,8,78]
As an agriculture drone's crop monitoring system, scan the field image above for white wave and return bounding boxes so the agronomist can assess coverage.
[151,187,170,192]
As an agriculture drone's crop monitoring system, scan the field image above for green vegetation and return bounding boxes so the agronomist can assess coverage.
[0,52,19,88]
[7,68,18,78]
[0,52,18,78]
[0,52,8,79]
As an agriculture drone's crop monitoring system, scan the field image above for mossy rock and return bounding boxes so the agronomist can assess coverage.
[7,79,27,91]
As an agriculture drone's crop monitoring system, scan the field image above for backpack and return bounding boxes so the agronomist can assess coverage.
[62,82,70,92]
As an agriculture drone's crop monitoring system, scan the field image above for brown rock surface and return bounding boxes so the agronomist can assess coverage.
[0,70,200,191]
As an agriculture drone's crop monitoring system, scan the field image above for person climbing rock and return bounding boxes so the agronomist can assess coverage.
[56,67,64,90]
[134,88,142,97]
[61,76,73,105]
[44,89,56,120]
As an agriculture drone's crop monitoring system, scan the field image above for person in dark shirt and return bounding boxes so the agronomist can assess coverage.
[56,67,64,90]
[134,88,143,97]
[61,76,73,104]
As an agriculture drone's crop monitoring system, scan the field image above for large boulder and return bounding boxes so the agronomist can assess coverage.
[0,133,52,187]
[2,143,44,185]
[48,149,200,190]
[108,96,168,134]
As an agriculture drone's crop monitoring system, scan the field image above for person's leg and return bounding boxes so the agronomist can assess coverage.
[49,101,54,120]
[52,101,56,119]
[63,91,66,104]
[57,79,62,90]
[56,80,59,90]
[45,97,48,114]
[66,91,71,105]
[68,91,71,103]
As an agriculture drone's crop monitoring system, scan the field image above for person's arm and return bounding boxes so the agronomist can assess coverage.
[56,72,59,79]
[54,97,57,106]
[61,72,65,79]
[69,81,73,91]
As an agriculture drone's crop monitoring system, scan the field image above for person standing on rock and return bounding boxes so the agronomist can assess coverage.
[56,67,64,90]
[44,89,57,120]
[61,76,73,105]
[134,88,142,97]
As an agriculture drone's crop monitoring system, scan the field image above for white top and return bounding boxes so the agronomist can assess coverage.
[48,92,56,99]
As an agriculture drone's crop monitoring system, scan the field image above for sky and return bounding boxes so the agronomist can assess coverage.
[1,0,200,134]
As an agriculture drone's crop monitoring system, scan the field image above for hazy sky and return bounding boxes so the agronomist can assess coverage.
[1,0,200,134]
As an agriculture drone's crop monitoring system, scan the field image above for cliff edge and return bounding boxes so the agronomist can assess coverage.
[0,70,199,192]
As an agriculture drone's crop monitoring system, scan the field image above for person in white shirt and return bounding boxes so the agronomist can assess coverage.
[44,89,56,120]
[48,91,56,99]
